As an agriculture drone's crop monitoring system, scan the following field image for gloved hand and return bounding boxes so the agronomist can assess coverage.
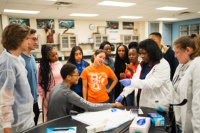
[119,79,131,87]
[157,106,166,113]
[115,95,124,103]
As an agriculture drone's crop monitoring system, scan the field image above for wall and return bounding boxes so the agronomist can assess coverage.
[162,23,172,46]
[0,15,146,57]
[172,18,200,42]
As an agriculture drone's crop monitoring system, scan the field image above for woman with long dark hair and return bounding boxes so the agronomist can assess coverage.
[67,46,89,97]
[114,45,129,99]
[37,45,63,122]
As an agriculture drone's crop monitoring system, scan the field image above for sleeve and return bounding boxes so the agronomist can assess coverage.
[130,60,170,90]
[169,49,179,80]
[0,70,15,128]
[107,66,115,79]
[37,64,44,97]
[191,61,200,133]
[80,69,87,80]
[67,91,111,111]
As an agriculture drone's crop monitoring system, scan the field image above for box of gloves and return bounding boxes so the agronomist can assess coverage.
[129,116,151,133]
[147,113,165,127]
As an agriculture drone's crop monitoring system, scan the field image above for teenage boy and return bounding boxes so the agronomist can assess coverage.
[47,63,123,121]
[149,32,178,80]
[21,29,39,125]
[0,24,34,133]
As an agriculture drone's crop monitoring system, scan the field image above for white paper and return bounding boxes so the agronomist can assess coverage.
[72,109,137,131]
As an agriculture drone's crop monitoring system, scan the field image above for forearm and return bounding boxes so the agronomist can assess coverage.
[82,86,87,100]
[4,128,11,133]
[107,76,118,92]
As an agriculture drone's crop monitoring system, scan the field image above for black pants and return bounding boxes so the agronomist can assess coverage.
[33,102,40,125]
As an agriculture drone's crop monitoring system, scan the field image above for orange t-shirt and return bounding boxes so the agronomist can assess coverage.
[81,64,115,103]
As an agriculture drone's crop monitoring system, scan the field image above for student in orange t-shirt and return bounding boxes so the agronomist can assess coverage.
[81,49,118,103]
[124,42,140,106]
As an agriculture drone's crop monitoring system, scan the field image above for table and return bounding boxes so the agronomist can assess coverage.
[23,107,169,133]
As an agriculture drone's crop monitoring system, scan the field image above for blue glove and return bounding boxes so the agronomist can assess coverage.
[115,95,123,103]
[157,106,166,113]
[119,79,131,87]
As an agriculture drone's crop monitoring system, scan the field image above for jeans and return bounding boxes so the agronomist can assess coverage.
[177,125,182,133]
[126,92,135,106]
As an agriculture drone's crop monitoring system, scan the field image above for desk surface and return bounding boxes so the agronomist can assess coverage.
[23,107,169,133]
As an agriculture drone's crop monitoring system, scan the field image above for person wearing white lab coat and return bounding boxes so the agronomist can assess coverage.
[173,33,200,133]
[0,24,34,133]
[115,39,173,111]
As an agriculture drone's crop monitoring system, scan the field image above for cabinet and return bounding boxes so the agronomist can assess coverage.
[31,34,41,52]
[120,34,139,46]
[179,24,199,36]
[59,34,78,51]
[93,34,109,49]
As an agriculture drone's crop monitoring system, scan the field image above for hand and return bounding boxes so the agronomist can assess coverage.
[104,88,111,93]
[157,106,166,113]
[126,64,134,73]
[120,73,125,79]
[119,79,131,86]
[115,95,124,103]
[113,102,123,108]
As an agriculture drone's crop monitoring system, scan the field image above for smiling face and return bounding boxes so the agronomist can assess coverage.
[173,45,192,64]
[118,45,125,59]
[74,50,83,63]
[48,49,58,63]
[94,52,105,67]
[139,48,150,63]
[128,48,139,64]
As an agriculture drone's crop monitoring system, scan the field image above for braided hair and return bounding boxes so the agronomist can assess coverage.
[38,45,55,97]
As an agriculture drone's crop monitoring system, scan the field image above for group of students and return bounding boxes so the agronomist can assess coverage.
[0,23,199,133]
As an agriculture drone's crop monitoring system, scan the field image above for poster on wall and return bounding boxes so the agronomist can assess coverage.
[108,30,120,42]
[58,19,74,29]
[36,19,54,29]
[123,22,134,30]
[106,21,119,29]
[9,18,30,26]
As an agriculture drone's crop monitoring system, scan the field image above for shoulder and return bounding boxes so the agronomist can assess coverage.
[84,60,90,67]
[156,58,170,68]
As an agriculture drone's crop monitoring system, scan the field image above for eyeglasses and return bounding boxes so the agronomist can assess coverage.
[30,37,38,42]
[70,74,79,77]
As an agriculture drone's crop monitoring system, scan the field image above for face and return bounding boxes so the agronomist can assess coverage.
[118,46,125,59]
[20,35,30,51]
[28,33,38,50]
[94,52,105,66]
[139,48,150,63]
[173,46,192,64]
[149,35,162,48]
[48,49,58,63]
[69,69,79,85]
[74,50,83,63]
[128,49,139,63]
[103,44,111,56]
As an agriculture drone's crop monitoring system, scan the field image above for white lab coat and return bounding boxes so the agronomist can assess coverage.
[121,58,173,111]
[173,56,200,133]
[0,50,34,132]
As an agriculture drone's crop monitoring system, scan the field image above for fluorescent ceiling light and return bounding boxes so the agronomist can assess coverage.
[119,16,143,19]
[156,18,178,21]
[98,1,135,7]
[198,11,200,13]
[156,6,187,11]
[4,9,40,14]
[69,13,98,17]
